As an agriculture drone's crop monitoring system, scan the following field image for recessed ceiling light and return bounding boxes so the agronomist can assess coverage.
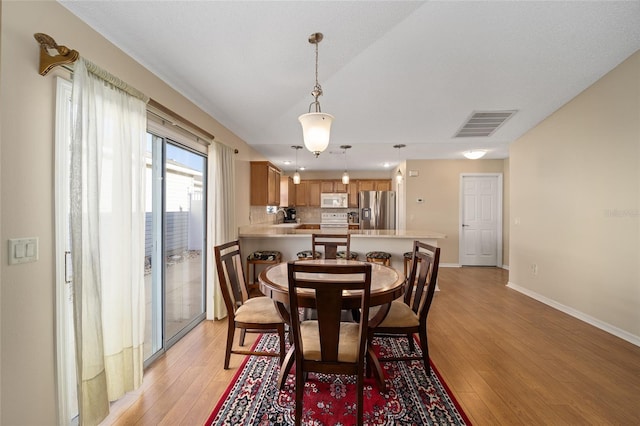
[283,160,291,165]
[383,162,390,168]
[299,166,306,171]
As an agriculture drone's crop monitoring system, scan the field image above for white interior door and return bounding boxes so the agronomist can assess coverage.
[459,174,502,266]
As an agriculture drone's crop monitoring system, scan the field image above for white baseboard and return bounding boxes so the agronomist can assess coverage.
[507,281,640,348]
[441,263,509,270]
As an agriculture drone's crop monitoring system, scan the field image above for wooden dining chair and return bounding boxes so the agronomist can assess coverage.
[287,261,372,426]
[310,233,359,321]
[368,240,440,373]
[214,240,286,369]
[312,233,350,260]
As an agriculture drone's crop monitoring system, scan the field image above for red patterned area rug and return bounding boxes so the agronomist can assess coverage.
[206,333,470,425]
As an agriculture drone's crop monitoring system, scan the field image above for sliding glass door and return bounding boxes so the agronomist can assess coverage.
[144,133,207,363]
[55,78,207,422]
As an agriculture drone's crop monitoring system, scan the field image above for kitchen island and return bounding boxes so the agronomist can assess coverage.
[239,224,446,281]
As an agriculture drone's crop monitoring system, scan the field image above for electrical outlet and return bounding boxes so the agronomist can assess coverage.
[530,263,538,275]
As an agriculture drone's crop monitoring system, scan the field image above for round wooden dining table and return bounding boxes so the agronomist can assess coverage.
[258,259,406,391]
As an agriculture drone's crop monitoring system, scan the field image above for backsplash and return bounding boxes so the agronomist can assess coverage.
[249,206,274,225]
[249,206,359,225]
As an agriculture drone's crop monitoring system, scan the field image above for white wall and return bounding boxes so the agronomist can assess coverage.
[0,2,262,424]
[509,50,640,342]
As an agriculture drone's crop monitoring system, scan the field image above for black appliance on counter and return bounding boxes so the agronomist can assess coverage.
[284,208,297,223]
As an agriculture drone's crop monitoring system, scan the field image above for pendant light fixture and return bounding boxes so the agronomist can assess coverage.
[340,145,351,184]
[298,32,334,157]
[291,145,302,184]
[393,144,406,183]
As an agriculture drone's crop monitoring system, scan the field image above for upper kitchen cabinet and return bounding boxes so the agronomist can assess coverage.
[294,180,309,206]
[250,161,281,206]
[321,180,348,193]
[307,180,322,207]
[279,176,296,207]
[357,179,391,192]
[294,180,321,207]
[348,181,359,207]
[374,180,392,191]
[357,180,375,191]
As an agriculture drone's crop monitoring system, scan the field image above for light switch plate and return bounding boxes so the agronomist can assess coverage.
[9,237,38,265]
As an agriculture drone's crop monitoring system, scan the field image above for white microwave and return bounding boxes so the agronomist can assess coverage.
[320,193,348,208]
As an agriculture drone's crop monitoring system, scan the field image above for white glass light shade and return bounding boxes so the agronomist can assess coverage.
[463,150,487,160]
[298,112,334,156]
[293,171,301,185]
[396,169,403,183]
[342,172,350,185]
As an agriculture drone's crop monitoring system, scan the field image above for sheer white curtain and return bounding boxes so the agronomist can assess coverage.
[207,141,237,319]
[70,58,147,426]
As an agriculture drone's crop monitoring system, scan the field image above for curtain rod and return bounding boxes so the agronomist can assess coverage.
[34,32,218,144]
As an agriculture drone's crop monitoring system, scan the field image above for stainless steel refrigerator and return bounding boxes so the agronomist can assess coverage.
[358,191,396,230]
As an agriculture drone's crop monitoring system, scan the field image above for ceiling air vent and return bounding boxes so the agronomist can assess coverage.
[454,110,517,138]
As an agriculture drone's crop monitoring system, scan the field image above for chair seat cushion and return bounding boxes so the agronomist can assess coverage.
[300,321,360,363]
[247,251,281,261]
[297,250,322,259]
[337,251,358,260]
[235,296,283,324]
[366,251,391,259]
[371,300,419,328]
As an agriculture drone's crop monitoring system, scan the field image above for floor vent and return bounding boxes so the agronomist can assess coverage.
[454,110,517,137]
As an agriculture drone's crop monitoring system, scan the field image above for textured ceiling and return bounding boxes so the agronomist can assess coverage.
[60,1,640,172]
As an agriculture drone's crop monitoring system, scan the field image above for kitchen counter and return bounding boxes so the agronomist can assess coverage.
[239,224,446,239]
[239,224,446,282]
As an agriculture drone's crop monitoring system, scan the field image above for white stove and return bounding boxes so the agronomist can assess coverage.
[320,212,349,230]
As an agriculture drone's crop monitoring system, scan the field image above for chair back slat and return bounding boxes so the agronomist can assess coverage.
[312,233,350,260]
[287,261,371,364]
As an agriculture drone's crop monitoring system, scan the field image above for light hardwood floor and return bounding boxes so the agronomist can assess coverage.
[101,267,640,425]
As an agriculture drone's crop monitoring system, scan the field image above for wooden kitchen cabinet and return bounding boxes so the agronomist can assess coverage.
[375,180,392,191]
[297,224,321,230]
[357,179,392,192]
[357,180,375,192]
[279,176,296,207]
[320,180,347,193]
[250,161,281,206]
[295,179,321,207]
[307,180,322,207]
[295,181,309,206]
[333,181,348,193]
[348,181,359,208]
[320,181,334,193]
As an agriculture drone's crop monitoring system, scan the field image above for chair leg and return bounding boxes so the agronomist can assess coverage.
[407,333,416,352]
[295,364,303,426]
[419,328,430,374]
[239,328,247,346]
[224,323,235,369]
[357,368,364,426]
[278,325,286,365]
